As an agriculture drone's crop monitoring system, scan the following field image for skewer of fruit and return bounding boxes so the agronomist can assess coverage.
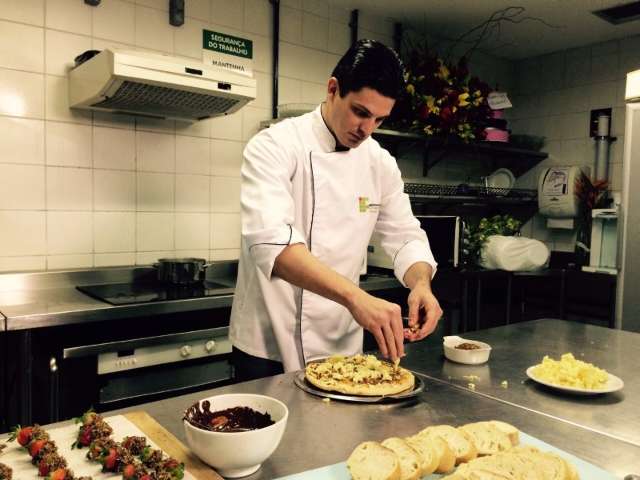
[8,425,92,480]
[72,410,113,449]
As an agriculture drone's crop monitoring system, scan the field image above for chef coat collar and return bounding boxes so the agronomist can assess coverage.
[313,104,350,153]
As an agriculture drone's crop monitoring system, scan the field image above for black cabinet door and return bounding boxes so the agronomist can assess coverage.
[0,332,5,433]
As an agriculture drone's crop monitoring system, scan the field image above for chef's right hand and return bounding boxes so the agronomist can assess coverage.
[348,291,405,362]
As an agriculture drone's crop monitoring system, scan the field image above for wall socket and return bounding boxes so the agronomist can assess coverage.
[590,108,612,137]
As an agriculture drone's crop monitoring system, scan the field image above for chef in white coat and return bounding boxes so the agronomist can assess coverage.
[229,39,442,381]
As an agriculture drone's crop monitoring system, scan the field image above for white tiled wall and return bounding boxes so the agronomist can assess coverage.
[510,36,640,251]
[0,0,368,272]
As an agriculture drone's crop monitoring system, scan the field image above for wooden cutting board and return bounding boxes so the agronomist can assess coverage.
[123,411,224,480]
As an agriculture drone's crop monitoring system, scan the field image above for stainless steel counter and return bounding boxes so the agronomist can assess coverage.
[105,372,640,479]
[0,268,401,331]
[402,318,640,447]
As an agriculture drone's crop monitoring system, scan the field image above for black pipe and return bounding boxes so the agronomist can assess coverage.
[350,9,359,45]
[270,0,280,119]
[393,22,403,53]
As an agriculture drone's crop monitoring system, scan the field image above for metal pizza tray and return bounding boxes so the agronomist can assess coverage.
[293,370,425,403]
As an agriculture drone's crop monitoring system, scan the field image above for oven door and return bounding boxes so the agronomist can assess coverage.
[416,215,463,269]
[60,327,232,417]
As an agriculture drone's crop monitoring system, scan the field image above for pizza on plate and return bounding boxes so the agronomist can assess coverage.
[305,354,415,396]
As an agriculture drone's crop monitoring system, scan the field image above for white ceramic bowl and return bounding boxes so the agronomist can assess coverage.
[443,335,492,364]
[183,393,288,478]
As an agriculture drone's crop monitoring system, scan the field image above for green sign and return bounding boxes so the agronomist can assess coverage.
[203,30,253,59]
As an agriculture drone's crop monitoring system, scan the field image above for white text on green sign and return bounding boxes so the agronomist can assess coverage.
[203,30,253,59]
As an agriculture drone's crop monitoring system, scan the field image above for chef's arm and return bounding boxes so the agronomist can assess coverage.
[273,243,405,361]
[402,261,442,341]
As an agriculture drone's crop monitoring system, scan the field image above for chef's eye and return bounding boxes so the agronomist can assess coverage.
[352,107,369,118]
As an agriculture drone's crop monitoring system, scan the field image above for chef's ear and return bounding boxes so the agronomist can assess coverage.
[327,77,339,98]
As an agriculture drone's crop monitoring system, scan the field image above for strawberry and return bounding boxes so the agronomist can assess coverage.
[74,409,97,426]
[77,427,92,447]
[122,464,136,479]
[162,459,184,479]
[139,476,152,480]
[47,468,67,480]
[101,447,117,471]
[38,459,51,477]
[8,425,33,446]
[38,453,66,477]
[29,439,46,458]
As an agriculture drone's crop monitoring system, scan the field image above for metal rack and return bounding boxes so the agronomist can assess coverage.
[404,183,538,204]
[373,128,548,177]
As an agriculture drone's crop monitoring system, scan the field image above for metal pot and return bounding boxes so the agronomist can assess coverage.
[154,258,208,285]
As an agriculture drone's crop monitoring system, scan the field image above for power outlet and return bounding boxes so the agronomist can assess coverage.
[590,108,612,137]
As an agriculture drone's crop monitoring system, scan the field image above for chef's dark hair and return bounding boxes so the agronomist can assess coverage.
[331,39,405,99]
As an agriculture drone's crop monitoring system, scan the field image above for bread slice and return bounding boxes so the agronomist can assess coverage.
[489,421,520,446]
[419,425,478,464]
[444,464,518,480]
[381,437,422,480]
[408,433,455,474]
[528,451,572,480]
[459,422,513,456]
[404,434,439,475]
[464,452,542,480]
[346,441,400,480]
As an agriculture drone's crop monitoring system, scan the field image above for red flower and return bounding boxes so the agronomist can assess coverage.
[418,104,430,120]
[440,107,454,123]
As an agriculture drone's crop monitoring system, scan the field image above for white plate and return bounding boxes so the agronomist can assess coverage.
[486,168,515,190]
[525,366,624,395]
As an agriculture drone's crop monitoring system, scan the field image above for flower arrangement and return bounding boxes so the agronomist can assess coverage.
[393,49,492,142]
[574,171,609,211]
[463,215,522,265]
[573,172,610,265]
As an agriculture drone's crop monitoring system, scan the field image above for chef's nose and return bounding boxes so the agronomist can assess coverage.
[359,117,377,136]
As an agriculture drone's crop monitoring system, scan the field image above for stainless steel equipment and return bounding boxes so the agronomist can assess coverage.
[0,265,238,426]
[617,71,640,331]
[367,215,463,270]
[155,257,209,285]
[583,208,618,274]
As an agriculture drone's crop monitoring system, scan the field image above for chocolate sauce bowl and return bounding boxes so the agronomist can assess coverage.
[183,393,289,478]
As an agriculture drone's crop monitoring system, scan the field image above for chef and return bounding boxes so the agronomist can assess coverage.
[229,39,442,381]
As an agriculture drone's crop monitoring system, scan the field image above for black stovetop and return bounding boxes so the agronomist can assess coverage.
[77,281,235,306]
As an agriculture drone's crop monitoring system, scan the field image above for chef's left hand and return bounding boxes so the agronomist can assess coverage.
[403,282,442,341]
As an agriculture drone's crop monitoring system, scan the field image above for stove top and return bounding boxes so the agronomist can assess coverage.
[77,281,235,305]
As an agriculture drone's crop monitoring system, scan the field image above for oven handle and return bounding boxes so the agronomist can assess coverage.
[63,326,229,359]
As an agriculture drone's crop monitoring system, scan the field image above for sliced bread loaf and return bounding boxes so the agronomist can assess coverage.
[419,425,478,464]
[346,441,400,480]
[408,433,456,474]
[381,437,422,480]
[464,452,542,480]
[489,421,520,446]
[459,422,513,456]
[404,434,439,475]
[445,463,518,480]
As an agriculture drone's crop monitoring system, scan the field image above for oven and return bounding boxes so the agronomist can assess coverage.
[16,308,234,425]
[2,264,239,426]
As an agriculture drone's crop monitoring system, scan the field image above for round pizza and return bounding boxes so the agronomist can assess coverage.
[305,354,415,396]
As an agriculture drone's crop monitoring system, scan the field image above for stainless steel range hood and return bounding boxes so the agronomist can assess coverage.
[68,49,256,121]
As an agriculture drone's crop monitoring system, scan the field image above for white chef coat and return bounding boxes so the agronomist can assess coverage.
[229,105,437,372]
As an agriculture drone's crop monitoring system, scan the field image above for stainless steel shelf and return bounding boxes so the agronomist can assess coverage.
[372,128,548,177]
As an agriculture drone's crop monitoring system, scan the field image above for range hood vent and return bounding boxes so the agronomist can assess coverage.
[593,1,640,25]
[69,49,256,122]
[91,80,240,120]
